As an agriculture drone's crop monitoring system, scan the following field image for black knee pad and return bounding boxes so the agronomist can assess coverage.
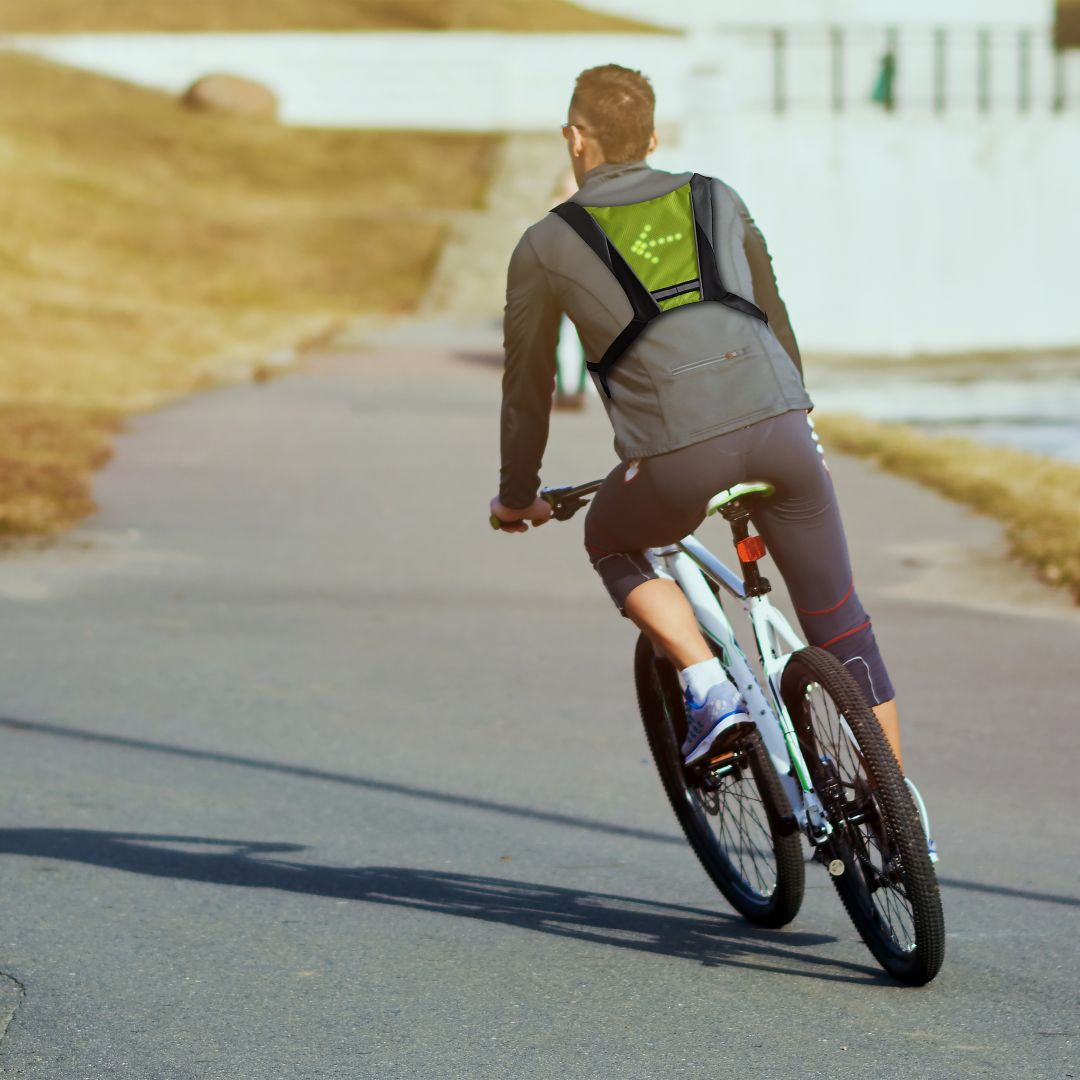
[818,620,895,706]
[588,549,657,615]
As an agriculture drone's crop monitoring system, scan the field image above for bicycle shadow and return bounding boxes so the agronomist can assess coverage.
[0,827,891,984]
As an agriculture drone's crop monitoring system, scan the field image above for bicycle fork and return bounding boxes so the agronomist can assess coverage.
[725,603,833,846]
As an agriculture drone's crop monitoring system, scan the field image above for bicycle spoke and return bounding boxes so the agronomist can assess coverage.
[636,632,805,930]
[697,766,777,898]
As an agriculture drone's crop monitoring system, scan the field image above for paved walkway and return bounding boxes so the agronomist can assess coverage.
[0,325,1076,1078]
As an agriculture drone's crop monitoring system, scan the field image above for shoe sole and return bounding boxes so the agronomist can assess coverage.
[683,715,755,766]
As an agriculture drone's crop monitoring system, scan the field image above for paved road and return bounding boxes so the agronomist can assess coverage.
[0,324,1076,1079]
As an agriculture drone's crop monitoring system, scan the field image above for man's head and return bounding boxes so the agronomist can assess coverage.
[564,64,657,184]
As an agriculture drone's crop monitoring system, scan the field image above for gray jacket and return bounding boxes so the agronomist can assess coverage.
[499,160,812,508]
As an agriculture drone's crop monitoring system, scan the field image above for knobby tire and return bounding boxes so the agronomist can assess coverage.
[781,646,945,984]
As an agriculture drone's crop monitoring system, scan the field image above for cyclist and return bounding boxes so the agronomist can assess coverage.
[489,64,905,773]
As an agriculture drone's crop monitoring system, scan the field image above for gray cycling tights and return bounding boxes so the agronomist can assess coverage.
[583,408,895,706]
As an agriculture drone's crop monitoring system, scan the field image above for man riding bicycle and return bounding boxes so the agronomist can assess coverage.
[489,64,905,774]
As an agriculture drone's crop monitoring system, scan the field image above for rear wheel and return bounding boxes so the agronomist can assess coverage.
[781,646,945,984]
[635,633,804,927]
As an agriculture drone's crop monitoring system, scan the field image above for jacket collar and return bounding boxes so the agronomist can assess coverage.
[579,159,651,188]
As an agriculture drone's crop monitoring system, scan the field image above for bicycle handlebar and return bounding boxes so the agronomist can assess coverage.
[488,479,604,531]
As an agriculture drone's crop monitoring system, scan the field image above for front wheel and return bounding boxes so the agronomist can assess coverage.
[635,633,804,927]
[781,646,945,984]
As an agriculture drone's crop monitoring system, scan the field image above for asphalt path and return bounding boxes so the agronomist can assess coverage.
[0,323,1076,1078]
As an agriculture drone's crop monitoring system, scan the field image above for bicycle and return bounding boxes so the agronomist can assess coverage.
[491,478,945,985]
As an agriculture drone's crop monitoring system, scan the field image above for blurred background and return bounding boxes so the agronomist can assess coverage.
[0,0,1077,584]
[2,7,1079,1071]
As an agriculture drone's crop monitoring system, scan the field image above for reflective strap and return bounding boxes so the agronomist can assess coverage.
[689,174,724,302]
[550,203,658,322]
[718,290,769,324]
[590,316,651,398]
[585,360,611,398]
[553,202,660,398]
[689,174,769,325]
[650,277,701,302]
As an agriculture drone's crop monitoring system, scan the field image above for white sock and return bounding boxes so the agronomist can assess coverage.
[678,657,725,705]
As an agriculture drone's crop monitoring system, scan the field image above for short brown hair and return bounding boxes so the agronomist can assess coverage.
[569,64,655,163]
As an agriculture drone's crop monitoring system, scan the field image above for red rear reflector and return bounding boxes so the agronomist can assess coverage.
[737,535,767,562]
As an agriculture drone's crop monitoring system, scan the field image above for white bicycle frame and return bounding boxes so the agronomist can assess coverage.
[533,478,934,854]
[643,530,834,842]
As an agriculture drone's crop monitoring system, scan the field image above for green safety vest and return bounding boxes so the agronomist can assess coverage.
[551,173,768,398]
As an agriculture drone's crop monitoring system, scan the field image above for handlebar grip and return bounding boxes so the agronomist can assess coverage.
[492,491,583,530]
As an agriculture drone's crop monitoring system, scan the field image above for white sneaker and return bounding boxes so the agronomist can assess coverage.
[680,680,754,766]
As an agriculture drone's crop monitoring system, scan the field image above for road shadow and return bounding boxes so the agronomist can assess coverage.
[0,827,889,984]
[4,715,1076,912]
[0,715,679,847]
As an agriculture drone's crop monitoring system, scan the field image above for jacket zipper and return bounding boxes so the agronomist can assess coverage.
[670,349,743,376]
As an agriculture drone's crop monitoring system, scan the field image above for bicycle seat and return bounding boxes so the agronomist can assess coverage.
[705,481,775,517]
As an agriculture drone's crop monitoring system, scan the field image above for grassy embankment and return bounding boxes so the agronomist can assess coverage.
[0,0,665,539]
[0,0,663,32]
[814,414,1080,603]
[0,52,502,536]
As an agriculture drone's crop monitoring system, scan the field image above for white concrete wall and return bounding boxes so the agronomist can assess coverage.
[678,21,1080,353]
[1,32,688,130]
[680,112,1080,353]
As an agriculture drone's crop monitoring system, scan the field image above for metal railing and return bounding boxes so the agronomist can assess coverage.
[752,24,1072,116]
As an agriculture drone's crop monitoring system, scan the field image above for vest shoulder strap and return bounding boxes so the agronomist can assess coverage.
[549,202,660,323]
[690,174,770,323]
[550,201,658,397]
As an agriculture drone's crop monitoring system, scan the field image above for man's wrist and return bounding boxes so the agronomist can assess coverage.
[497,493,538,512]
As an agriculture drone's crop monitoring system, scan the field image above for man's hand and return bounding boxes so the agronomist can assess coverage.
[489,495,553,533]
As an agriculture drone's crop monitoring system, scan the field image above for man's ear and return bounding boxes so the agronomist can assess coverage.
[569,126,587,158]
[647,129,658,155]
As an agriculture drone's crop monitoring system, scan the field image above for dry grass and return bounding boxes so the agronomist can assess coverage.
[0,0,665,33]
[0,52,500,533]
[807,347,1080,373]
[1,52,499,409]
[814,413,1080,602]
[0,407,120,536]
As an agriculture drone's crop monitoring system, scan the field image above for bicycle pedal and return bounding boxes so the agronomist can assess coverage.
[704,749,739,767]
[689,754,739,791]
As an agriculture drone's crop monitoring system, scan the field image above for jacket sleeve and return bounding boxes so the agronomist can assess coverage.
[498,229,560,509]
[733,192,804,381]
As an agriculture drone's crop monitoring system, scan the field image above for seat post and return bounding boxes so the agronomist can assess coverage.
[719,499,772,597]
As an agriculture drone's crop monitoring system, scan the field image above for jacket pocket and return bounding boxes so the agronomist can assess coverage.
[669,349,744,377]
[652,344,771,441]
